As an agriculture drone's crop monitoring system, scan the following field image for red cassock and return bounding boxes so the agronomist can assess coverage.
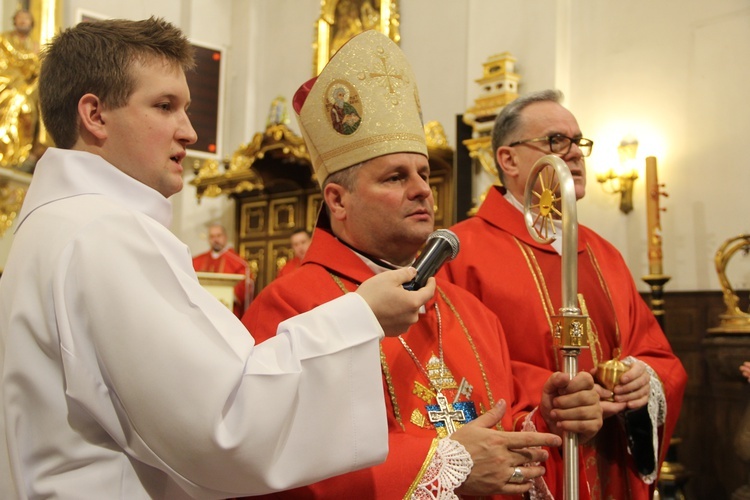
[442,186,687,500]
[241,224,588,499]
[276,256,302,279]
[192,248,251,318]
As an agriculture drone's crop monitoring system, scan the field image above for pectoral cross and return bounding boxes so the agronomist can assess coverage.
[428,391,466,436]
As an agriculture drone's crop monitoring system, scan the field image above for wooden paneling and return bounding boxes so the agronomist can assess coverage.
[237,188,317,294]
[654,290,750,499]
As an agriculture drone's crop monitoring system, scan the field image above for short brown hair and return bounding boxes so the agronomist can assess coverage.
[39,17,195,149]
[322,161,364,192]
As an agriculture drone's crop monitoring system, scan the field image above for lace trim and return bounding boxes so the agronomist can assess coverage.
[412,438,473,500]
[521,409,555,500]
[623,356,667,484]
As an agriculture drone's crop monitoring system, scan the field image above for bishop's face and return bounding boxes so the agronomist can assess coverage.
[337,152,434,267]
[507,101,587,201]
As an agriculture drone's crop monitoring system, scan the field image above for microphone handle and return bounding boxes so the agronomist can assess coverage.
[403,241,454,291]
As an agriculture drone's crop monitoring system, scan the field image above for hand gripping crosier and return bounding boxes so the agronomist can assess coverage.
[523,154,589,500]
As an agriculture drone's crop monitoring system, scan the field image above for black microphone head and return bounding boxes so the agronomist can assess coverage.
[402,229,460,290]
[427,229,460,261]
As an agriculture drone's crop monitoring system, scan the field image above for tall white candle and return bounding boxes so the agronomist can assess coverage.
[645,156,663,275]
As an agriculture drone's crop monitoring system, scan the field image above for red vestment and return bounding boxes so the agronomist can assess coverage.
[192,248,251,318]
[241,224,586,499]
[442,186,687,500]
[276,256,302,279]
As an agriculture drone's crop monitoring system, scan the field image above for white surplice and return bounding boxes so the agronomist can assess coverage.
[0,148,388,499]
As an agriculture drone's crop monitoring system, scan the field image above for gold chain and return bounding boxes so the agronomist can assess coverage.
[398,302,445,395]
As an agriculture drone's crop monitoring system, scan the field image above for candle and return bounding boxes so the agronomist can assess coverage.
[645,156,663,275]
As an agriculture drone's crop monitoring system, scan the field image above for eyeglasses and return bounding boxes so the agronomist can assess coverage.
[508,134,594,158]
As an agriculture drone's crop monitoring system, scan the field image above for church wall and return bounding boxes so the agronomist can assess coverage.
[568,0,750,293]
[2,0,748,295]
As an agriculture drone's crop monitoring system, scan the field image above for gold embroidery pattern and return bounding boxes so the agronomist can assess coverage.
[381,345,405,430]
[513,237,560,371]
[425,353,458,391]
[405,438,441,499]
[317,132,425,163]
[360,47,409,100]
[410,408,427,428]
[413,381,436,403]
[585,243,622,349]
[577,293,602,366]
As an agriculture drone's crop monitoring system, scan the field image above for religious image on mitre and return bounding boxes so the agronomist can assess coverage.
[293,29,428,187]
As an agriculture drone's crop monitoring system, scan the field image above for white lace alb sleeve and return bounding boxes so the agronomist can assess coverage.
[412,437,472,500]
[622,356,667,484]
[521,408,555,500]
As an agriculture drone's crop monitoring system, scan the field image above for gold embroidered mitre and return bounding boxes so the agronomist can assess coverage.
[292,30,428,187]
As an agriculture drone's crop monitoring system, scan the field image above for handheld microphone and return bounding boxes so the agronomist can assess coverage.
[403,229,460,291]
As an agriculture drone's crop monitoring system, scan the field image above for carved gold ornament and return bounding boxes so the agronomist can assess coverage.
[709,234,750,333]
[313,0,400,76]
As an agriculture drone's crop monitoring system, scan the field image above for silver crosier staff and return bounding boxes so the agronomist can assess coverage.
[523,154,589,500]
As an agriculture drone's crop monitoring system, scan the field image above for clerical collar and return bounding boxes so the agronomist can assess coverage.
[336,236,415,273]
[503,190,563,255]
[336,236,426,313]
[210,247,230,259]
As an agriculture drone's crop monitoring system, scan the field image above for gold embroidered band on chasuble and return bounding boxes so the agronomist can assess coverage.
[292,29,428,187]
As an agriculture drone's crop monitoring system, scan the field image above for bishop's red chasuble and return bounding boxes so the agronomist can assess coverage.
[276,256,302,279]
[443,186,687,500]
[241,225,586,499]
[193,248,251,318]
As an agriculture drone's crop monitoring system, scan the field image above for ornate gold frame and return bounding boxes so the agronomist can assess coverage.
[28,0,62,46]
[708,234,750,333]
[313,0,400,76]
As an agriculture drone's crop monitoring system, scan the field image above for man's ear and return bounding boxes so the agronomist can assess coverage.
[496,145,519,180]
[323,183,348,222]
[77,93,107,140]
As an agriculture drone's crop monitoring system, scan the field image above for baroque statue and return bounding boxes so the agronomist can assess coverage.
[0,9,42,171]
